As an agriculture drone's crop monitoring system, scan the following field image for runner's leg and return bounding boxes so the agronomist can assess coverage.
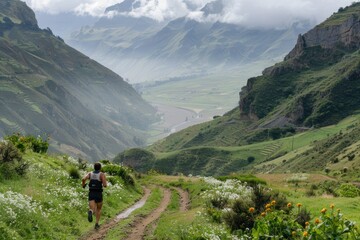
[95,202,103,224]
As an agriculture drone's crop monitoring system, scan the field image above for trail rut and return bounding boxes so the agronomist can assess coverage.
[81,185,190,240]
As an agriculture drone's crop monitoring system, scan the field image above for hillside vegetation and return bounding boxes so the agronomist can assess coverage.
[0,0,156,161]
[0,136,141,239]
[117,2,360,177]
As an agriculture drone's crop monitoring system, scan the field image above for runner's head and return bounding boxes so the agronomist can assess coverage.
[94,162,101,171]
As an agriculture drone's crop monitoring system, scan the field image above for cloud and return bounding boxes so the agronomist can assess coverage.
[23,0,356,28]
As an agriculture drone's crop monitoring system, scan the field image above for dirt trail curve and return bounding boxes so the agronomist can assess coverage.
[80,188,151,240]
[80,186,190,240]
[124,187,171,240]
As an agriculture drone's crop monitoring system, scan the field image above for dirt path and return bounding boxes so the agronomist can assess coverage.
[124,187,171,240]
[81,186,190,240]
[173,187,190,212]
[80,188,151,240]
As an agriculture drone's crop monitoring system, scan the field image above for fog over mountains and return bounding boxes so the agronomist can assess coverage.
[26,0,355,83]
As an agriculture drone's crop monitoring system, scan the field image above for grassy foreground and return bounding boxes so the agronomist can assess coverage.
[0,151,142,239]
[137,174,360,239]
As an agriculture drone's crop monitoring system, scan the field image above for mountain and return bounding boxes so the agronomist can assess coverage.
[116,2,360,175]
[69,1,311,82]
[0,0,157,160]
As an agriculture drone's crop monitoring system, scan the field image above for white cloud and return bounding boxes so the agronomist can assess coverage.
[127,0,189,21]
[23,0,356,28]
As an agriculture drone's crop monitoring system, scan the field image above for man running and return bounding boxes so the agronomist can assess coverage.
[82,162,107,230]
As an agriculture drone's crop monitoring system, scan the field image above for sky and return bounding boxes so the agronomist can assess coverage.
[23,0,356,29]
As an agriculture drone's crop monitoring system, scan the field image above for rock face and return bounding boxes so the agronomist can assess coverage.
[286,13,360,60]
[0,0,37,26]
[238,3,360,126]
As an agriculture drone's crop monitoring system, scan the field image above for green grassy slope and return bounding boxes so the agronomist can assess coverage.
[0,0,157,160]
[0,151,142,239]
[119,114,360,176]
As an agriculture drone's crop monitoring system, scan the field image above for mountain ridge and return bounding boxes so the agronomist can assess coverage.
[0,0,156,160]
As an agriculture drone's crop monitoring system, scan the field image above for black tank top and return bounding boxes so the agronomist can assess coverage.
[89,171,103,192]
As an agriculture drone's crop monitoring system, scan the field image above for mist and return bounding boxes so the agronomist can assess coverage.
[23,0,356,29]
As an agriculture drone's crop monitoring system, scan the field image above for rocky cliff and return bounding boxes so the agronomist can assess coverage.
[239,2,360,127]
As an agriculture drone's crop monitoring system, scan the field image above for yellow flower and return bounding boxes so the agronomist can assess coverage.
[321,208,327,214]
[296,203,302,208]
[271,200,276,206]
[266,208,271,212]
[303,231,308,237]
[315,218,321,224]
[265,203,271,209]
[292,231,297,236]
[337,208,341,213]
[248,207,255,213]
[287,202,292,208]
[330,204,335,209]
[305,221,309,226]
[261,212,266,217]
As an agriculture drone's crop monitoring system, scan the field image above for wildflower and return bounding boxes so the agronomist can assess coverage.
[315,218,321,224]
[261,212,266,217]
[265,203,271,209]
[271,200,276,206]
[287,202,292,208]
[303,231,308,237]
[321,208,327,214]
[330,204,335,209]
[296,203,302,208]
[337,208,341,213]
[248,207,255,213]
[266,208,271,212]
[305,222,309,226]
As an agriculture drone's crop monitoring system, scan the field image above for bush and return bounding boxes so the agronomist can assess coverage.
[247,156,255,163]
[102,164,135,186]
[335,183,360,197]
[0,141,28,179]
[68,166,80,179]
[223,198,254,231]
[5,134,49,154]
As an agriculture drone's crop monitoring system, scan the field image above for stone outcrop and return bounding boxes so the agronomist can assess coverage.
[286,12,360,60]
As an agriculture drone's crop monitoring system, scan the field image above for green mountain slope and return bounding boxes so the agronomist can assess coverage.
[118,2,360,176]
[0,0,156,160]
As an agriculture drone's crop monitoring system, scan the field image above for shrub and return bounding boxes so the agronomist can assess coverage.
[295,207,311,227]
[223,198,255,231]
[335,183,360,197]
[247,156,255,163]
[5,134,49,154]
[68,166,80,179]
[102,164,135,186]
[0,141,28,179]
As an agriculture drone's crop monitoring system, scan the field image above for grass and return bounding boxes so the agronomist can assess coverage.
[145,113,360,176]
[0,151,142,239]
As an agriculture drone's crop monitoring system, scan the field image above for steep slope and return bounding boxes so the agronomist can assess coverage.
[120,2,360,175]
[0,0,156,160]
[69,1,310,82]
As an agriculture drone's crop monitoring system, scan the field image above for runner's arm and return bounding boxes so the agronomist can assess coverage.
[101,173,108,188]
[82,173,90,188]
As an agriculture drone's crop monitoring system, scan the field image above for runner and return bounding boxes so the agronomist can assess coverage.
[82,162,107,230]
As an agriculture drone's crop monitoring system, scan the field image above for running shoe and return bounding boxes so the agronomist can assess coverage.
[88,210,93,222]
[95,223,100,230]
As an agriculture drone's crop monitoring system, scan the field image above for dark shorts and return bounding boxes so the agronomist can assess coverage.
[89,191,103,203]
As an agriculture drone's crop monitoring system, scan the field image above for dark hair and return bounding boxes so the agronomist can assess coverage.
[94,162,101,171]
